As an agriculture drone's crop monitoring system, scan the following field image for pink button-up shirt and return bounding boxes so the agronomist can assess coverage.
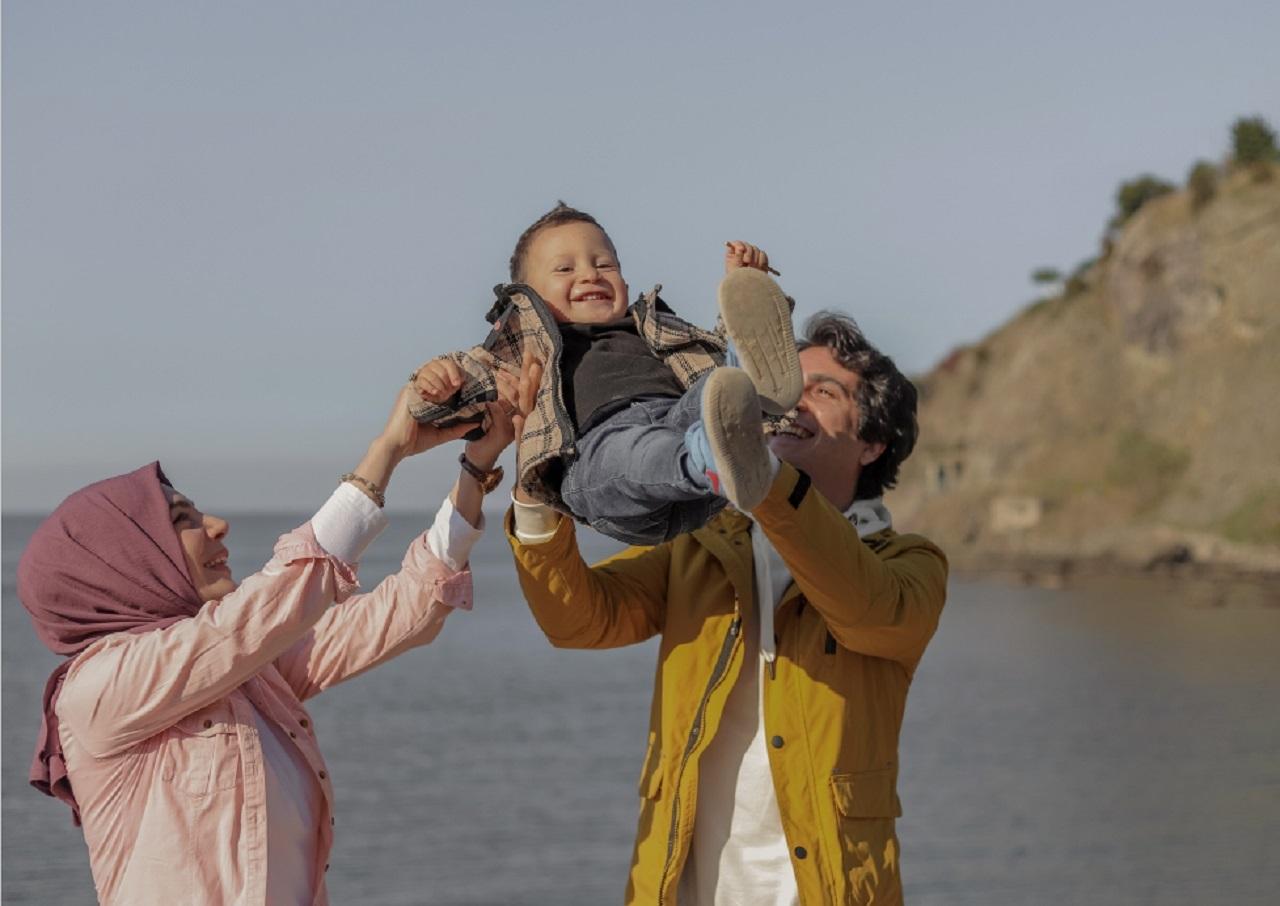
[54,513,472,905]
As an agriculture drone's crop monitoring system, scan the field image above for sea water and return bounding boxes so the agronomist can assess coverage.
[4,513,1278,905]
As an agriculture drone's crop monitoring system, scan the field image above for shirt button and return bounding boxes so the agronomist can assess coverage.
[300,719,310,728]
[771,736,785,749]
[289,731,297,739]
[794,846,807,860]
[319,771,327,780]
[202,720,213,729]
[324,863,330,872]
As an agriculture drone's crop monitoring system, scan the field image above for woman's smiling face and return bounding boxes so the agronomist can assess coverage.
[164,486,237,602]
[521,221,630,324]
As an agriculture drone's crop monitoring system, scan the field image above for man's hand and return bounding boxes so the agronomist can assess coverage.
[511,355,544,504]
[510,355,542,441]
[411,358,464,404]
[724,241,778,276]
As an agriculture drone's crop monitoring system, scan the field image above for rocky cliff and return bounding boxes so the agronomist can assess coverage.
[887,169,1280,577]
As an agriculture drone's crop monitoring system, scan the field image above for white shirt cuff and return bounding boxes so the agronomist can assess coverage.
[427,496,484,571]
[311,482,389,565]
[511,492,562,544]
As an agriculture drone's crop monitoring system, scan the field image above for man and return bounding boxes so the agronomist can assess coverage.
[507,311,947,905]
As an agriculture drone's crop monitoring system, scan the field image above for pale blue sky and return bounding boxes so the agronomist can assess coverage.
[4,0,1277,512]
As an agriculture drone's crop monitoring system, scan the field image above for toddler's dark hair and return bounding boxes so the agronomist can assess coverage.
[509,202,617,282]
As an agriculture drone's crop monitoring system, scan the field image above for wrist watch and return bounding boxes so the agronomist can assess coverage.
[458,452,504,494]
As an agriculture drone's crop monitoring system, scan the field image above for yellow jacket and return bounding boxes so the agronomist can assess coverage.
[507,464,948,905]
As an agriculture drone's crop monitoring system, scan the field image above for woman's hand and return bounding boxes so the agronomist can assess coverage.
[464,356,542,472]
[449,358,541,523]
[464,368,520,470]
[345,384,474,507]
[381,383,474,462]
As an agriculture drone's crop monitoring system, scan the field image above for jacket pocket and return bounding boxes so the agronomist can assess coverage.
[162,703,240,796]
[830,768,902,819]
[830,769,903,905]
[637,735,663,800]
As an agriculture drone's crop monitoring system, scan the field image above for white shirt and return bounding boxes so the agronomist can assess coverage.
[678,498,891,906]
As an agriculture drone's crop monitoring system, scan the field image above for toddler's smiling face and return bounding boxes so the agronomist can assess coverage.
[522,221,629,324]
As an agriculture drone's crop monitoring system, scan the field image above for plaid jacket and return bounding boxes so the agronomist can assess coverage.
[409,283,727,513]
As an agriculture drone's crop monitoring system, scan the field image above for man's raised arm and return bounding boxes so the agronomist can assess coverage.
[506,505,673,650]
[753,463,948,672]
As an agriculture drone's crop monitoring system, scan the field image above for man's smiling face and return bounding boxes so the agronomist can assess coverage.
[522,221,629,324]
[769,345,886,503]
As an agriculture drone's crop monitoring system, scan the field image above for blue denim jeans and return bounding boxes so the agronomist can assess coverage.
[560,373,725,545]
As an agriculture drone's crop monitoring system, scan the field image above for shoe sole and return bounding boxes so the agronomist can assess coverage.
[717,269,802,415]
[703,368,772,511]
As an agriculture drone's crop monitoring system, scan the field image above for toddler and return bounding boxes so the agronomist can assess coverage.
[411,203,800,545]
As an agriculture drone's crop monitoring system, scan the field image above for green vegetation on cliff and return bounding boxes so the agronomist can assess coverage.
[890,116,1280,573]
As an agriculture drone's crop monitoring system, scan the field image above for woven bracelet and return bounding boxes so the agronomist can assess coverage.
[340,472,386,508]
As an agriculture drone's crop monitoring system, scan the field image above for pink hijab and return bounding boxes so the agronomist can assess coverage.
[17,462,204,822]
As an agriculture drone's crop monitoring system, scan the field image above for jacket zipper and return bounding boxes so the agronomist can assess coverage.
[656,614,741,904]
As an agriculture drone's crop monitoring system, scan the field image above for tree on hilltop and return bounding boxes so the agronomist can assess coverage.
[1187,160,1217,211]
[1111,174,1175,228]
[1231,116,1279,165]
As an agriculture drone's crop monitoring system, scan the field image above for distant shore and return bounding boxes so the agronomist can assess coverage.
[949,549,1279,608]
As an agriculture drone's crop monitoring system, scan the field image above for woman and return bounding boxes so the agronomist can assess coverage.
[18,379,518,905]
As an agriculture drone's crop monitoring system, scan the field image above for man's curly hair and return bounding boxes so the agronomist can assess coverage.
[798,312,919,500]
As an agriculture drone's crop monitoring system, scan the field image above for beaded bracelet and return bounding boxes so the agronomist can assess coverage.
[340,472,386,508]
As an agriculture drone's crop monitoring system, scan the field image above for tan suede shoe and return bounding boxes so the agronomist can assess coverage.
[701,367,774,511]
[717,268,802,415]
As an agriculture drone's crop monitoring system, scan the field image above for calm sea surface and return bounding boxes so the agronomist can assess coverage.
[3,513,1278,905]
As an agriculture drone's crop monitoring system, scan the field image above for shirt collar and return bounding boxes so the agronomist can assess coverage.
[844,496,893,538]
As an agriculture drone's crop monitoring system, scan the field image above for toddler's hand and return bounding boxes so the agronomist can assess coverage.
[411,358,464,404]
[724,241,776,275]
